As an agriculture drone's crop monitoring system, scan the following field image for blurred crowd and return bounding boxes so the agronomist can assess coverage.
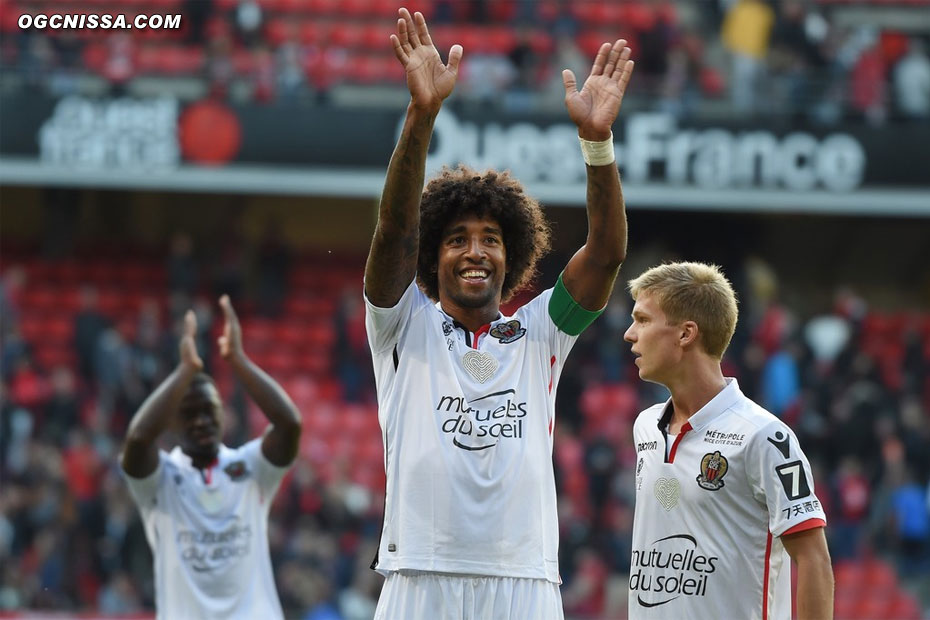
[2,0,929,123]
[1,229,929,618]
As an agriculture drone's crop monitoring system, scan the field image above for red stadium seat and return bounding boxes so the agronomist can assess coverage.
[305,324,336,348]
[82,43,108,73]
[569,2,598,24]
[241,319,276,346]
[528,29,555,55]
[34,346,77,371]
[340,0,373,17]
[265,18,291,46]
[360,23,387,51]
[328,21,365,49]
[308,0,341,15]
[486,27,517,55]
[577,30,610,57]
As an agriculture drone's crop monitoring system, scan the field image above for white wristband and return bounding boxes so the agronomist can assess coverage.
[579,132,616,166]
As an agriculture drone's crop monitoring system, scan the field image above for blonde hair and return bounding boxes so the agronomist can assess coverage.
[628,262,738,359]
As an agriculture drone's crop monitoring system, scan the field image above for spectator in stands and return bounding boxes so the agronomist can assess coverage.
[658,32,704,119]
[831,457,870,561]
[544,33,588,108]
[184,0,214,47]
[631,0,677,93]
[167,232,198,298]
[276,23,306,101]
[893,37,930,120]
[770,0,827,120]
[0,265,25,338]
[333,287,371,403]
[103,34,136,97]
[43,366,79,447]
[94,325,132,414]
[233,0,264,49]
[8,356,46,412]
[251,44,276,103]
[256,220,292,318]
[97,570,143,615]
[890,469,930,577]
[120,297,301,619]
[206,33,235,100]
[74,286,110,383]
[458,50,516,108]
[506,28,539,110]
[849,29,888,125]
[17,33,55,92]
[721,0,775,114]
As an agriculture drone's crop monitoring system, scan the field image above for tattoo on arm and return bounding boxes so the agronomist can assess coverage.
[366,112,435,306]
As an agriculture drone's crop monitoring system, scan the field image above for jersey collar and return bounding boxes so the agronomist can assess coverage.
[657,378,743,433]
[435,301,503,325]
[171,444,229,469]
[435,302,504,346]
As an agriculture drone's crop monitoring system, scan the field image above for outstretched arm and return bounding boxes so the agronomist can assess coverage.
[783,526,834,620]
[561,40,634,310]
[217,295,301,467]
[122,311,202,478]
[364,7,463,307]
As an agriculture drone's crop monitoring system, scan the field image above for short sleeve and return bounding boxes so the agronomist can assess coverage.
[364,278,429,354]
[748,422,827,537]
[525,288,582,365]
[122,456,165,513]
[239,438,291,497]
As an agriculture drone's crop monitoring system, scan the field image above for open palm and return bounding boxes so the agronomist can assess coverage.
[179,310,203,371]
[391,8,462,109]
[563,40,634,138]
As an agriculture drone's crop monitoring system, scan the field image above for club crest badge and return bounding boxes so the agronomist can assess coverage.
[224,461,250,481]
[442,321,454,336]
[490,320,526,344]
[696,451,728,491]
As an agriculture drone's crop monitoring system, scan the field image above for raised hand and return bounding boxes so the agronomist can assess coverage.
[391,7,463,111]
[217,294,244,362]
[562,40,634,140]
[179,310,204,371]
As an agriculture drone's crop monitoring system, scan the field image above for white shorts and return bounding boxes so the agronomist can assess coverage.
[374,570,564,620]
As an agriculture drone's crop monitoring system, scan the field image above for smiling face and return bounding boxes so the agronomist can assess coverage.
[177,379,223,461]
[623,292,685,386]
[436,214,508,316]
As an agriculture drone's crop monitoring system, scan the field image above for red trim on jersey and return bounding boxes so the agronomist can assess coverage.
[667,422,692,463]
[204,457,219,484]
[762,531,773,620]
[472,323,491,349]
[548,356,556,393]
[782,518,826,537]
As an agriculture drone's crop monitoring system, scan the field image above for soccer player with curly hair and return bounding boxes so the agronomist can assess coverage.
[364,7,635,618]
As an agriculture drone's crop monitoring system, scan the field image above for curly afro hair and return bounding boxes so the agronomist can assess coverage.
[417,165,552,303]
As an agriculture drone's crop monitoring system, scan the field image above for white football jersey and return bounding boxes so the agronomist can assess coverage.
[365,279,583,583]
[629,379,826,620]
[123,439,289,620]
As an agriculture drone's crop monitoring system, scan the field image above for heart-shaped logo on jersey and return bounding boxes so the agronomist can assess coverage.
[654,477,680,511]
[461,351,499,383]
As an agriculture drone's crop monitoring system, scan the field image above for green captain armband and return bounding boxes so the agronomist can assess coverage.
[548,273,605,336]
